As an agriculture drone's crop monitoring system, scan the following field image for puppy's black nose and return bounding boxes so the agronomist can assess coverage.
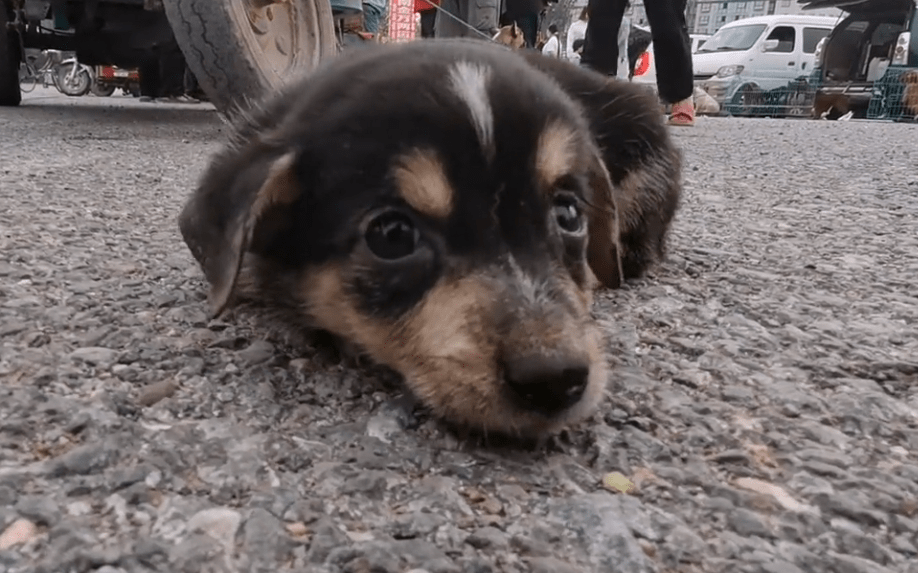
[504,355,589,415]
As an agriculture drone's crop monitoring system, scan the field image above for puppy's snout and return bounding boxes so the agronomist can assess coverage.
[504,355,589,415]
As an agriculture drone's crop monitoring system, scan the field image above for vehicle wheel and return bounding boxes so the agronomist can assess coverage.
[91,83,117,97]
[0,6,22,106]
[162,0,338,114]
[730,83,762,117]
[56,64,92,96]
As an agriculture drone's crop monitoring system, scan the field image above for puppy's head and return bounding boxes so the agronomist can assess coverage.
[492,22,526,50]
[180,41,625,437]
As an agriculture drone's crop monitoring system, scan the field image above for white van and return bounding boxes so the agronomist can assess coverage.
[694,15,841,111]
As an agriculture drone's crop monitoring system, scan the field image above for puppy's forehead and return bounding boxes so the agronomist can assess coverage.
[448,61,495,160]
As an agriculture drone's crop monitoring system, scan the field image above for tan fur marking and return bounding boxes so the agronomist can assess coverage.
[393,149,454,219]
[536,122,579,190]
[300,264,606,436]
[251,152,300,214]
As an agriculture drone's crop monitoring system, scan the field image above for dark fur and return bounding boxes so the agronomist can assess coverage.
[178,40,682,437]
[520,52,682,286]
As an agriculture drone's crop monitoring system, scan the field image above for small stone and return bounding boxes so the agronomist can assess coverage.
[186,507,242,551]
[465,527,508,550]
[713,450,752,464]
[527,557,587,573]
[0,519,38,550]
[827,551,897,573]
[802,460,847,478]
[734,477,814,513]
[49,442,114,477]
[731,508,772,538]
[237,340,275,365]
[759,560,806,573]
[14,496,59,526]
[70,346,119,366]
[137,380,178,407]
[307,518,351,564]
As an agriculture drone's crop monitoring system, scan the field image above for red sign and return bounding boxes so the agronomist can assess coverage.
[388,0,417,42]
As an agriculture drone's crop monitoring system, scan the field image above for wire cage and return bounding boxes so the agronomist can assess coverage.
[720,74,821,119]
[867,67,918,122]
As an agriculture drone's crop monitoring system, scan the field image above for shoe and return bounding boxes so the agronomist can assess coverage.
[668,97,695,127]
[174,94,200,104]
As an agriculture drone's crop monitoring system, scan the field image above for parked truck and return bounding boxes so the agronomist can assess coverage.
[1,0,348,111]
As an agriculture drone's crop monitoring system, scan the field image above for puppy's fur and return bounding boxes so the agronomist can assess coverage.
[179,40,681,437]
[901,70,918,118]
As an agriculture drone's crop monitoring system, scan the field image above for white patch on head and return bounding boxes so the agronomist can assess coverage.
[448,61,495,159]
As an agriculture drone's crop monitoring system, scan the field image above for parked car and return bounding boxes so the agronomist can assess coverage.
[693,14,839,116]
[802,0,918,120]
[631,31,711,90]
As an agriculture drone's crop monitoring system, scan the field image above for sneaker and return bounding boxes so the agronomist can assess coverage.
[668,97,695,127]
[174,94,200,104]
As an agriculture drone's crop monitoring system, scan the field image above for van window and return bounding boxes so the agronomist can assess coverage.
[766,26,795,52]
[802,27,830,53]
[697,23,767,52]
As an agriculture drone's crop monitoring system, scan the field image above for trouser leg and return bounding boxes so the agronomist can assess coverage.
[580,0,627,75]
[643,0,693,103]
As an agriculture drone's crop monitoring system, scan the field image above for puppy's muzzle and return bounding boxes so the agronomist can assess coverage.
[503,354,590,415]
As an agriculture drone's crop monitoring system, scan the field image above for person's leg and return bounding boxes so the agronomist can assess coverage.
[580,0,628,76]
[420,9,436,37]
[158,43,186,98]
[434,0,465,37]
[643,0,693,104]
[518,12,538,48]
[362,3,382,33]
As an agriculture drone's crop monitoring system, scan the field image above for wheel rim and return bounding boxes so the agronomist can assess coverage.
[230,0,336,86]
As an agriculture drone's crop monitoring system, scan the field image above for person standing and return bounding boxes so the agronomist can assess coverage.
[362,0,388,35]
[580,0,695,126]
[434,0,499,39]
[415,0,440,38]
[565,7,589,62]
[541,24,561,57]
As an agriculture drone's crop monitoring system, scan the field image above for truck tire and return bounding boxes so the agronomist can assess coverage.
[0,5,22,107]
[162,0,338,114]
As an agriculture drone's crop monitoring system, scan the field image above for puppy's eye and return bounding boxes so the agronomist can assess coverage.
[365,212,419,260]
[553,197,584,234]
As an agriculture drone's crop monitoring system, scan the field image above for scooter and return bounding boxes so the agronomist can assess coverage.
[19,49,92,97]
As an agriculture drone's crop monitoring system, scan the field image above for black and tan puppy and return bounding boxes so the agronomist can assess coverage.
[179,40,681,437]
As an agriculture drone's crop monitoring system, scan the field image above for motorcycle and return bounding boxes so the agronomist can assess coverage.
[19,49,93,97]
[91,65,141,97]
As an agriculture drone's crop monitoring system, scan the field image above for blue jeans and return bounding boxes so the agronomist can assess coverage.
[363,4,383,33]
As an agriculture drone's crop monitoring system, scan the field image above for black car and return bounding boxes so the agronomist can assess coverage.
[800,0,918,120]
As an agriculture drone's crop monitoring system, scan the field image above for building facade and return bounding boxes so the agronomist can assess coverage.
[625,0,843,35]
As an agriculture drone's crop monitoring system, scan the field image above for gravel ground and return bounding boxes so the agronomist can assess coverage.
[1,88,917,573]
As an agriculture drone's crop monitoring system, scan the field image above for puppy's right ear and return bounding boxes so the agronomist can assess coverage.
[178,148,302,317]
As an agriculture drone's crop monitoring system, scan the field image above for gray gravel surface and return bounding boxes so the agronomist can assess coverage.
[1,89,917,573]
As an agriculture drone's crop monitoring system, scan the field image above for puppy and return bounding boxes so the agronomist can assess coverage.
[178,40,681,437]
[901,70,918,118]
[492,22,526,50]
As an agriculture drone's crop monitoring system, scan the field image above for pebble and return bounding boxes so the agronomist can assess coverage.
[70,346,119,366]
[0,519,39,550]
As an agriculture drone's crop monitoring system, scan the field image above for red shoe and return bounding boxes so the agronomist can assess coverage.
[668,97,695,127]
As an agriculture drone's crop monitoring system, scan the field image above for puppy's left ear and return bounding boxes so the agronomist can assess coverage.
[178,148,302,317]
[584,147,623,289]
